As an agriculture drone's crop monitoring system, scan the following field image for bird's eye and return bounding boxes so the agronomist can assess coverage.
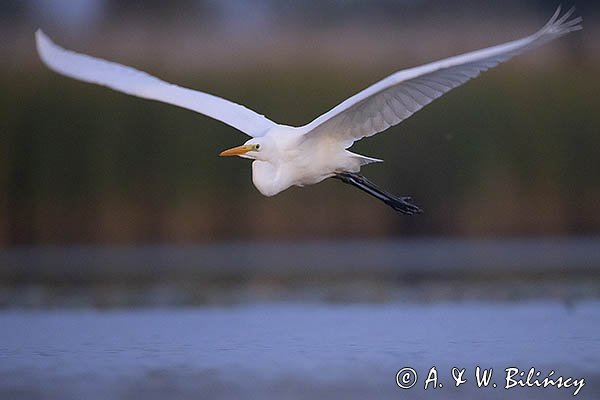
[255,144,261,150]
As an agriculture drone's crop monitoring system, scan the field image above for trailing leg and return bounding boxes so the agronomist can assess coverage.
[333,172,422,215]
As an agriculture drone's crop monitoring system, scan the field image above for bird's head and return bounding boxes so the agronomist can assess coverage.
[219,138,269,161]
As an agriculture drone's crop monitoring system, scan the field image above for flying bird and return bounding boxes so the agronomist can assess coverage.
[35,7,582,214]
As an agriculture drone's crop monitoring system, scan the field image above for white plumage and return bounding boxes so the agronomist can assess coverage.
[36,7,582,212]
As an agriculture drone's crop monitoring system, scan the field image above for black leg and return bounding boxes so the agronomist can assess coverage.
[333,172,423,215]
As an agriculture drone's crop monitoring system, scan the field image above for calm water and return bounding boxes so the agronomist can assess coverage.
[1,301,599,399]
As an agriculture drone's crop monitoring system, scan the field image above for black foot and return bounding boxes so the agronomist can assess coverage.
[387,196,423,215]
[333,172,423,215]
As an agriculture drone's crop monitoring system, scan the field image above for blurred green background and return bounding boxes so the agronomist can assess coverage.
[1,0,599,245]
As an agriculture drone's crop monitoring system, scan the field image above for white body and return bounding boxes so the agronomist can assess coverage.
[35,7,582,197]
[250,126,379,196]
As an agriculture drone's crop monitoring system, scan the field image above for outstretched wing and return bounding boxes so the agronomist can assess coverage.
[35,30,278,138]
[300,7,582,146]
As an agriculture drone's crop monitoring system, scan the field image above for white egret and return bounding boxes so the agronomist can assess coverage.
[36,7,581,214]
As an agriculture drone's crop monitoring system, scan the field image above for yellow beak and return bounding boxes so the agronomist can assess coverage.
[219,144,253,157]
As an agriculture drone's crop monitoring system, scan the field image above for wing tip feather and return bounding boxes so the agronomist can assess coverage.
[35,29,59,69]
[35,29,51,52]
[542,6,583,36]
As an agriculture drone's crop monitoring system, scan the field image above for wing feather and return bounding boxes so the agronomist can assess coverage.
[301,6,582,146]
[35,30,277,137]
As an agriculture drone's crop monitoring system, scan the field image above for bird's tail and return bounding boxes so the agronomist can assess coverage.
[346,151,383,166]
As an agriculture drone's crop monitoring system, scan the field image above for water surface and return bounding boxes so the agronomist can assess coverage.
[1,301,598,399]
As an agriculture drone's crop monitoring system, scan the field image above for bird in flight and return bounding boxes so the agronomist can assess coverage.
[36,7,581,214]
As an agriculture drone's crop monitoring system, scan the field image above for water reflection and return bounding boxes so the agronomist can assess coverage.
[1,238,599,307]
